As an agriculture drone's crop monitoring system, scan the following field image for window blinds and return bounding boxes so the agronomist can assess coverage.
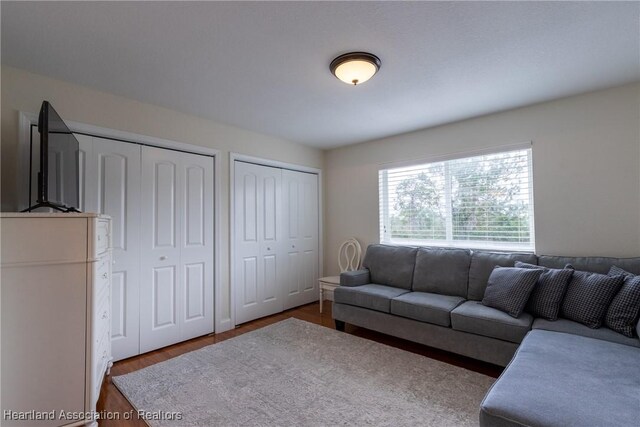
[379,148,534,251]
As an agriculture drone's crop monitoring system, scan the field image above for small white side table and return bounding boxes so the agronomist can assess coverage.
[319,276,340,313]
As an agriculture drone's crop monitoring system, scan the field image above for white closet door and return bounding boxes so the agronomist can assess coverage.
[140,146,182,353]
[180,152,214,341]
[85,137,142,361]
[282,170,319,310]
[141,146,214,353]
[234,161,283,325]
[75,133,92,212]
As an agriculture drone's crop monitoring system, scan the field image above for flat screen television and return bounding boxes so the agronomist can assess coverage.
[23,101,81,212]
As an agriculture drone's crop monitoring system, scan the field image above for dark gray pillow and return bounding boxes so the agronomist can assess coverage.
[561,269,625,328]
[515,261,574,321]
[606,266,640,338]
[482,267,543,318]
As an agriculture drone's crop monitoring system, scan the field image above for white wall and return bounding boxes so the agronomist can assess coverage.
[0,65,324,330]
[324,83,640,276]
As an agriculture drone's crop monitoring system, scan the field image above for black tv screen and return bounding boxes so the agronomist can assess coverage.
[25,101,81,212]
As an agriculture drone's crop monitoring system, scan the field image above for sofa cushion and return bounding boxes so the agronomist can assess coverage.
[515,261,574,320]
[390,292,465,327]
[561,269,624,328]
[334,284,409,313]
[605,267,640,338]
[480,330,640,427]
[451,301,533,343]
[537,255,640,275]
[362,244,418,290]
[467,251,537,301]
[482,267,542,318]
[532,318,640,348]
[411,247,471,297]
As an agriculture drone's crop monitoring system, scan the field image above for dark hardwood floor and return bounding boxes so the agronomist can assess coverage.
[97,301,502,426]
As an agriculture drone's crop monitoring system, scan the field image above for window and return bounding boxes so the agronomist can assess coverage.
[379,147,534,251]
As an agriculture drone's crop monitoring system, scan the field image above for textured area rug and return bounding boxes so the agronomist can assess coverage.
[113,318,494,426]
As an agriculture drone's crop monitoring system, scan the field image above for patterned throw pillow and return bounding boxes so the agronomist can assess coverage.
[561,270,625,328]
[482,267,543,318]
[515,261,574,321]
[606,266,640,338]
[609,265,634,278]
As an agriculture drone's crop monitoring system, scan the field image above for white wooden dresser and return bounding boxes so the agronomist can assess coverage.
[1,213,113,427]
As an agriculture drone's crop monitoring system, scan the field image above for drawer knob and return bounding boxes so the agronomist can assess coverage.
[102,311,108,319]
[102,273,108,279]
[160,256,168,261]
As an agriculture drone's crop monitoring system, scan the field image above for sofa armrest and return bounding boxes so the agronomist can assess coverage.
[340,269,370,287]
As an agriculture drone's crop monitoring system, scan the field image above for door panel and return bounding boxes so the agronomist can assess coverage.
[282,170,319,309]
[111,271,126,339]
[85,136,141,361]
[154,162,177,248]
[99,153,127,250]
[185,263,205,320]
[243,257,258,305]
[234,161,282,324]
[179,152,214,340]
[76,134,92,212]
[185,166,205,246]
[140,146,181,353]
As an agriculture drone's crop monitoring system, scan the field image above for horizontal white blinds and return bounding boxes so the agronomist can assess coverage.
[379,148,534,251]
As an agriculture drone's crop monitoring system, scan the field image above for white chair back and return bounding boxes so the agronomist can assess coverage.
[338,238,362,273]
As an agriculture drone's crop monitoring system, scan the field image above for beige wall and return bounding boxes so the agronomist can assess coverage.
[0,66,323,328]
[324,83,640,276]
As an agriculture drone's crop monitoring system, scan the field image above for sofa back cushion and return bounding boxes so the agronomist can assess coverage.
[412,247,471,297]
[537,255,640,275]
[362,244,418,290]
[467,251,538,300]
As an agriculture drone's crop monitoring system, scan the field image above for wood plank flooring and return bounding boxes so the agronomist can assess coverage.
[97,301,502,426]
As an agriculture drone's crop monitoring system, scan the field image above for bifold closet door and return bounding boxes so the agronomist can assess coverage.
[234,161,283,325]
[282,170,319,310]
[81,136,142,362]
[140,146,214,354]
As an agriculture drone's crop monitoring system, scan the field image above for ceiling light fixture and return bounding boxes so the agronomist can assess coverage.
[330,52,381,86]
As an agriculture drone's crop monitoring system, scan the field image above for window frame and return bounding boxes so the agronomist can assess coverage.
[378,143,535,252]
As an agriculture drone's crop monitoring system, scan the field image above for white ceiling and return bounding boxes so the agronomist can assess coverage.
[2,1,639,149]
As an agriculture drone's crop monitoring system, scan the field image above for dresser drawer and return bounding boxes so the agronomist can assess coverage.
[95,219,111,257]
[94,255,110,301]
[93,294,110,341]
[91,329,111,407]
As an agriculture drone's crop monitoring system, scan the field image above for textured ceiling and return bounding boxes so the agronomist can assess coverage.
[2,1,639,148]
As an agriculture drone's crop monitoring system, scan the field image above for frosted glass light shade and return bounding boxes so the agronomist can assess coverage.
[330,52,381,86]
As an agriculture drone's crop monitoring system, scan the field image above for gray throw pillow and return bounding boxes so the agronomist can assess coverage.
[482,267,543,318]
[606,266,640,338]
[515,261,574,321]
[561,269,625,328]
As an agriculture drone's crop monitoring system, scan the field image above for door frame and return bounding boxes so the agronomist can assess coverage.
[229,152,323,328]
[18,112,223,333]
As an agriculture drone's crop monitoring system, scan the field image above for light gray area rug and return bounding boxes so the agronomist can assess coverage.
[113,318,494,426]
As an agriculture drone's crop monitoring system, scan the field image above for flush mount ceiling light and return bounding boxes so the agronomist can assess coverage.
[330,52,381,86]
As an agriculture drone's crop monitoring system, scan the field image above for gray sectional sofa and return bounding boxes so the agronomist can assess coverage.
[332,244,640,427]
